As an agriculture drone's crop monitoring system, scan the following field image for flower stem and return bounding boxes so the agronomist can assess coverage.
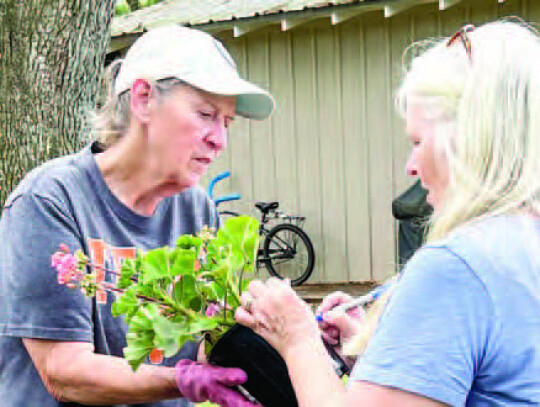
[89,262,138,282]
[100,282,168,308]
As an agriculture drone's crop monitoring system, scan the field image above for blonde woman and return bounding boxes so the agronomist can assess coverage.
[236,20,540,406]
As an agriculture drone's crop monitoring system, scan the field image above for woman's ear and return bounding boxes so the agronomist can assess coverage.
[130,79,153,124]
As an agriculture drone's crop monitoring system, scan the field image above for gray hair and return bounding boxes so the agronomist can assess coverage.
[90,60,185,147]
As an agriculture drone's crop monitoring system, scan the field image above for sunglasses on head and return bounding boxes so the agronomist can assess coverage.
[447,24,475,61]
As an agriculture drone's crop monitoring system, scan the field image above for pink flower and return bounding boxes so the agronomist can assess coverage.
[51,246,82,287]
[205,302,221,317]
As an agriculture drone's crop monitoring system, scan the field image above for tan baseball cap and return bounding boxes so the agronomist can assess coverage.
[115,25,275,120]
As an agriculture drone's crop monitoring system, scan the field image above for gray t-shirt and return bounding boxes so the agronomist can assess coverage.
[0,142,220,407]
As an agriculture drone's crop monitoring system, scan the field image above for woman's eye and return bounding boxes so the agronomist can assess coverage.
[413,140,421,146]
[199,111,213,119]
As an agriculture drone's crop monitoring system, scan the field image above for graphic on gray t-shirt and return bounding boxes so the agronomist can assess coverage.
[0,142,220,407]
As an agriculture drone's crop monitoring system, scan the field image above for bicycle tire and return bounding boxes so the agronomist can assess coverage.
[263,223,315,286]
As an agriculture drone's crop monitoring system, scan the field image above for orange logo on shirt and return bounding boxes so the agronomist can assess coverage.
[149,348,164,364]
[87,239,136,304]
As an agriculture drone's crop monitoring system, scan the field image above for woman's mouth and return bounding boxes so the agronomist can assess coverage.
[194,157,212,165]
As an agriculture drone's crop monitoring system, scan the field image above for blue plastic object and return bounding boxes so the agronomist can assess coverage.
[207,171,241,207]
[215,194,241,206]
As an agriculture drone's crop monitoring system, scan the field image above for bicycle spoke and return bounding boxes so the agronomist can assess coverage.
[262,223,315,285]
[271,234,295,251]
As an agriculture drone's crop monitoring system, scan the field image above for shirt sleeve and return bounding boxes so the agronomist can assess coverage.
[350,246,493,407]
[0,192,94,342]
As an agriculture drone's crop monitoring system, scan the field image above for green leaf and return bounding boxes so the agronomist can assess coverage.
[220,216,259,260]
[175,235,203,253]
[129,313,153,332]
[152,314,186,357]
[124,329,154,371]
[200,282,221,302]
[118,259,136,289]
[241,233,259,265]
[212,217,259,278]
[141,248,171,283]
[111,288,139,317]
[124,345,152,371]
[170,248,197,277]
[186,317,219,335]
[239,278,251,293]
[173,275,198,308]
[135,281,163,300]
[189,296,202,312]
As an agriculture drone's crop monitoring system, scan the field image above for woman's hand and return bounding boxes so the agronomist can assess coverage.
[235,278,320,357]
[174,360,257,407]
[317,291,366,347]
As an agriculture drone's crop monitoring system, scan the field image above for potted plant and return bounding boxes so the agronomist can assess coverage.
[51,216,303,407]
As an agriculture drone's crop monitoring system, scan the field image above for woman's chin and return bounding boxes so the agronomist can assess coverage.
[426,191,436,208]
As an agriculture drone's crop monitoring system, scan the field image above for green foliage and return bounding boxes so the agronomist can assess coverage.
[110,216,259,371]
[115,0,131,15]
[116,0,164,15]
[139,0,163,7]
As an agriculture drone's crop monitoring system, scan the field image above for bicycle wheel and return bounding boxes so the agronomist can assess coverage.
[262,223,315,286]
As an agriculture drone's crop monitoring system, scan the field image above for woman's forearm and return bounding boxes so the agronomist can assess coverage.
[283,336,348,407]
[53,352,180,404]
[24,339,181,405]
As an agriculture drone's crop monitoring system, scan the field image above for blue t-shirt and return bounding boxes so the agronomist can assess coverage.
[351,215,540,406]
[0,142,220,407]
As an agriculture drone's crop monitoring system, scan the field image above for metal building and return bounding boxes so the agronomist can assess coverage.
[111,0,537,284]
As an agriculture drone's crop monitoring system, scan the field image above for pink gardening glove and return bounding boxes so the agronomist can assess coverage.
[175,359,259,407]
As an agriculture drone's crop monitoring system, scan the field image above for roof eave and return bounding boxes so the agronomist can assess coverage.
[109,0,461,53]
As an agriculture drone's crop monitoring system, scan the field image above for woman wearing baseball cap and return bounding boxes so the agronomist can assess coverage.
[0,26,272,407]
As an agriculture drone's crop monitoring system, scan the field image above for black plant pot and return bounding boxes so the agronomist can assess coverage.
[208,324,350,407]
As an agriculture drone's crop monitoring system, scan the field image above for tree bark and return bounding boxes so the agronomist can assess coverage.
[0,0,114,207]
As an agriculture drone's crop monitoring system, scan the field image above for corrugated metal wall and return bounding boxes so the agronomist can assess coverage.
[204,0,538,283]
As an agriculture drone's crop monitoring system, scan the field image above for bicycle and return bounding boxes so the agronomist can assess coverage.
[207,171,315,286]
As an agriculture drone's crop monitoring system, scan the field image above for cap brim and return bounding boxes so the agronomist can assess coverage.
[183,75,275,120]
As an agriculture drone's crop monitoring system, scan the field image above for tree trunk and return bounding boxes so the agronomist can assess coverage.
[0,0,114,207]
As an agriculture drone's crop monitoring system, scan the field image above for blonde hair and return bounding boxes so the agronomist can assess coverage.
[90,61,186,147]
[400,20,540,241]
[345,19,540,356]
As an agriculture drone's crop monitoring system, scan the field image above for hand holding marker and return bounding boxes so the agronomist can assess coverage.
[315,282,393,323]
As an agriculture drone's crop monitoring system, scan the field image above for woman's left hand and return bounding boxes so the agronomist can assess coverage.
[235,278,320,356]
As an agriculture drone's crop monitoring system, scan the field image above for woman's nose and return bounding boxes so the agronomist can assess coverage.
[204,120,227,151]
[406,155,418,177]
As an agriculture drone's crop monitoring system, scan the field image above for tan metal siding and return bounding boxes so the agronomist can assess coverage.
[204,0,536,284]
[340,22,372,282]
[315,26,349,282]
[290,29,326,282]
